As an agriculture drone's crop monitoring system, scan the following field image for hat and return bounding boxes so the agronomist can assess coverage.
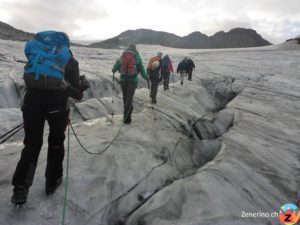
[128,44,136,51]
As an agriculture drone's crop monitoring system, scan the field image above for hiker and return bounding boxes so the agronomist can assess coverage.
[147,52,163,103]
[161,55,173,90]
[112,44,148,124]
[11,31,89,205]
[186,58,195,81]
[177,59,188,85]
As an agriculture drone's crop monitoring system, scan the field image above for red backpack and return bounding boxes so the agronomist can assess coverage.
[120,50,137,76]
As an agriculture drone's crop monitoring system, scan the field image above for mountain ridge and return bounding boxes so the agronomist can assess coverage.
[90,28,272,49]
[0,21,272,49]
[0,21,34,41]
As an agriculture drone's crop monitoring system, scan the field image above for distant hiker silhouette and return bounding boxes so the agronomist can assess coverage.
[177,58,188,85]
[186,58,195,81]
[112,44,148,124]
[161,55,174,90]
[11,31,89,205]
[147,52,163,103]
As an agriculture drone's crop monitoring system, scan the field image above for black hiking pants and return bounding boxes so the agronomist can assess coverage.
[149,71,160,102]
[162,72,170,89]
[12,89,69,188]
[121,80,137,121]
[187,70,193,81]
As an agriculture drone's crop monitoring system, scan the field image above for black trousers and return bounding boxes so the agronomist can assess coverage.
[162,72,170,89]
[12,89,69,187]
[150,80,159,101]
[121,80,137,120]
[149,71,160,101]
[187,70,193,81]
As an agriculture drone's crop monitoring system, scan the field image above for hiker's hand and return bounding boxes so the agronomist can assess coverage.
[67,85,83,100]
[80,75,90,91]
[115,78,120,84]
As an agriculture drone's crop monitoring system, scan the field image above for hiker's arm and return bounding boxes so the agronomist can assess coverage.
[136,54,148,80]
[65,57,85,100]
[158,59,163,82]
[170,60,174,73]
[65,57,80,89]
[112,58,121,74]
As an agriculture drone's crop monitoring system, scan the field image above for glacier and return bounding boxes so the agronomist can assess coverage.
[0,39,299,225]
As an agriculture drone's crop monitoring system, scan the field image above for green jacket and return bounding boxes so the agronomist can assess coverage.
[112,50,148,82]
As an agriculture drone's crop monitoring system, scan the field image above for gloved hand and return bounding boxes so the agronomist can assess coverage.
[80,75,90,91]
[67,85,83,100]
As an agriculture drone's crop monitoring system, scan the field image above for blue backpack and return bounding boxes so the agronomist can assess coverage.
[162,55,171,73]
[24,31,71,90]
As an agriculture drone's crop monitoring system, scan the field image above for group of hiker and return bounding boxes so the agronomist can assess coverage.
[9,31,196,206]
[112,44,195,124]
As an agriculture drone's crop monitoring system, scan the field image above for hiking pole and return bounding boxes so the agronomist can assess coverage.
[171,73,175,93]
[0,123,23,140]
[112,73,115,118]
[147,79,157,121]
[147,78,150,94]
[0,123,24,144]
[151,104,157,122]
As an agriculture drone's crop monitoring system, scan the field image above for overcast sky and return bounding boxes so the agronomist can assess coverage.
[0,0,299,44]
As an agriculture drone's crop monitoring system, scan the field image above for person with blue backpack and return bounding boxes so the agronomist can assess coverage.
[161,55,174,91]
[11,31,89,205]
[112,44,148,124]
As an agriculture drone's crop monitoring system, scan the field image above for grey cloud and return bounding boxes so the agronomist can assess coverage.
[2,0,109,37]
[1,0,299,43]
[159,0,300,17]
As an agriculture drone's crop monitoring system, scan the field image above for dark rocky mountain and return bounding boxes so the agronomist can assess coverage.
[90,28,272,49]
[210,28,271,48]
[286,35,300,44]
[0,21,87,47]
[90,29,181,49]
[0,21,34,41]
[0,21,272,48]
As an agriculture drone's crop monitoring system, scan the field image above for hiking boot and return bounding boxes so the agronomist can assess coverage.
[124,115,132,124]
[181,81,183,85]
[45,177,62,195]
[11,186,29,205]
[152,99,157,104]
[124,117,132,124]
[167,86,169,90]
